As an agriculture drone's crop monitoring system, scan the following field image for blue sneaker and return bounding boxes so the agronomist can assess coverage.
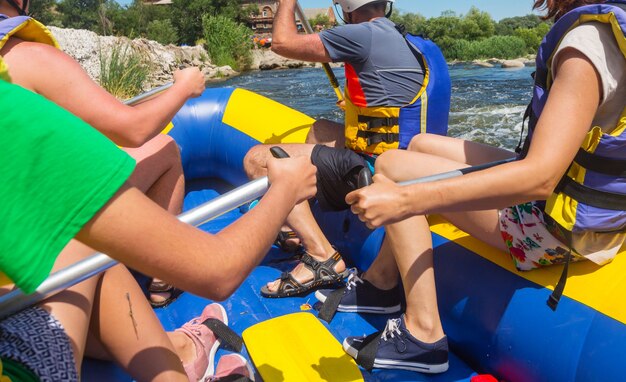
[315,272,402,314]
[342,315,449,374]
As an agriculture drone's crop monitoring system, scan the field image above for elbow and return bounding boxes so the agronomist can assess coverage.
[534,176,561,201]
[120,134,147,148]
[204,280,240,302]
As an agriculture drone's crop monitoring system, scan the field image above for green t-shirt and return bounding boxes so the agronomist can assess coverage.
[0,80,135,293]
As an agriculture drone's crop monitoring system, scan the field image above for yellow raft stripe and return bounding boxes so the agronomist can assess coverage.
[243,312,363,382]
[429,216,626,325]
[223,88,314,144]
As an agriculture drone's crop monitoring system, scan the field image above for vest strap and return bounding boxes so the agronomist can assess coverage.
[574,148,626,176]
[357,115,400,129]
[356,131,400,145]
[557,176,626,210]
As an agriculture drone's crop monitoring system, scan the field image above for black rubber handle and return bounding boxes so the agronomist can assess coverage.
[270,147,290,159]
[358,167,373,188]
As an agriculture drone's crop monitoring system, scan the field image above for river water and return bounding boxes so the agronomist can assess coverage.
[209,64,535,151]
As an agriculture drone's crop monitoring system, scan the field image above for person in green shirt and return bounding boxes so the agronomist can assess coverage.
[0,77,316,381]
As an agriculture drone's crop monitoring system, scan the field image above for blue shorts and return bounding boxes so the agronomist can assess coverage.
[0,306,78,381]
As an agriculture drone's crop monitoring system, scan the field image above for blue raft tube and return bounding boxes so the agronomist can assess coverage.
[69,87,626,381]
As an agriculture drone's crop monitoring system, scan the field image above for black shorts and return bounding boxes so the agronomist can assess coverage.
[311,145,368,211]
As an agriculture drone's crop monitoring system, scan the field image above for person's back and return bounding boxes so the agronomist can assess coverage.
[242,0,449,299]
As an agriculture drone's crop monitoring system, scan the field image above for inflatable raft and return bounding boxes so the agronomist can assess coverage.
[83,87,626,382]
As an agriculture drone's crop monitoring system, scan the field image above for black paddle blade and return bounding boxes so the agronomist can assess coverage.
[358,167,373,188]
[270,147,290,159]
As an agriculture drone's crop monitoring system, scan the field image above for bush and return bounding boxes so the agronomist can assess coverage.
[147,19,179,45]
[202,15,253,71]
[446,35,527,60]
[99,44,149,99]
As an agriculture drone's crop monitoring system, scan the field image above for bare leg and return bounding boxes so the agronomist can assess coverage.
[87,264,187,382]
[408,133,515,165]
[305,119,345,147]
[39,241,100,373]
[243,142,345,293]
[374,144,510,342]
[123,135,185,305]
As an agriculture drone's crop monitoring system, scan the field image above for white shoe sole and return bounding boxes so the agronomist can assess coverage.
[342,338,449,374]
[315,290,401,314]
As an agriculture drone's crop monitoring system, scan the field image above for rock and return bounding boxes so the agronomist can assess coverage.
[48,26,235,89]
[501,59,525,68]
[472,60,494,68]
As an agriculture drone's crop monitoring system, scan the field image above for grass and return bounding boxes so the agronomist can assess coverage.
[99,43,149,99]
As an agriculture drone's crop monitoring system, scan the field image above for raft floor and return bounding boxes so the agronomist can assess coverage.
[82,179,479,381]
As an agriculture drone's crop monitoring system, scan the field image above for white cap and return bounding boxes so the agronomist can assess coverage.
[333,0,393,13]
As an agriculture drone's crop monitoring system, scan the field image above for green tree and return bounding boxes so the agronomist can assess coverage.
[423,11,463,53]
[147,19,178,45]
[496,15,543,35]
[390,10,427,35]
[309,14,335,30]
[57,0,100,31]
[459,7,495,40]
[514,22,550,54]
[172,0,244,45]
[202,14,253,70]
[29,0,62,26]
[112,0,172,38]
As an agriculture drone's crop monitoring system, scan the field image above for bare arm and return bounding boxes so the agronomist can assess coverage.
[75,156,317,301]
[271,0,331,62]
[1,40,205,147]
[348,49,601,227]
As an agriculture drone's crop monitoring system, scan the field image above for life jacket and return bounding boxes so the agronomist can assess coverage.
[343,24,450,155]
[520,1,626,235]
[0,14,59,80]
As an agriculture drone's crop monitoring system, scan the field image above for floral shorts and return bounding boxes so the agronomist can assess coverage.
[499,202,585,271]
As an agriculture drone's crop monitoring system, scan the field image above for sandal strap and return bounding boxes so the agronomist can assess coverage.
[148,280,174,293]
[318,286,347,323]
[355,331,382,371]
[300,252,344,281]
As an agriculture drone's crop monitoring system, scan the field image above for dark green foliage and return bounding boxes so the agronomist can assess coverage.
[309,14,336,30]
[171,0,245,45]
[496,15,544,35]
[514,23,551,54]
[28,0,62,26]
[202,14,253,71]
[147,19,178,45]
[447,36,527,60]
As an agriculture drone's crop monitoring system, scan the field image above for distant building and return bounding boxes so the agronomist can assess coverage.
[242,1,336,35]
[144,0,172,4]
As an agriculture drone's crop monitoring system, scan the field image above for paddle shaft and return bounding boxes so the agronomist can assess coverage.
[123,82,173,106]
[358,157,516,188]
[0,177,270,319]
[294,1,344,103]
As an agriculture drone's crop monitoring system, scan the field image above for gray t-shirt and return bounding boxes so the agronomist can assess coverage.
[319,17,424,107]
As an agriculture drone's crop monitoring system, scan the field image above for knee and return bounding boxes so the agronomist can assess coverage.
[407,134,435,153]
[159,135,183,167]
[243,145,269,178]
[374,150,400,179]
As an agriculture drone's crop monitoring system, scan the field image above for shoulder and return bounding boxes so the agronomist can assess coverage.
[1,37,68,66]
[554,22,626,99]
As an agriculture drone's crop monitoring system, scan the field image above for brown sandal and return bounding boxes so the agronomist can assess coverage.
[147,279,183,308]
[260,251,349,298]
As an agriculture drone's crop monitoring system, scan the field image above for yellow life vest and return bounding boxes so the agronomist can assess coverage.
[0,14,59,82]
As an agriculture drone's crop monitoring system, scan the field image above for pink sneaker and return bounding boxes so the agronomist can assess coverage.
[210,354,255,381]
[176,303,228,381]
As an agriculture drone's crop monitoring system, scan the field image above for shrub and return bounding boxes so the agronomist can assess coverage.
[445,35,527,60]
[99,44,149,99]
[147,19,179,45]
[202,15,253,71]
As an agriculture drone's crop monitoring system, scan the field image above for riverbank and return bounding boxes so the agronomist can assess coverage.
[50,27,239,89]
[51,26,535,92]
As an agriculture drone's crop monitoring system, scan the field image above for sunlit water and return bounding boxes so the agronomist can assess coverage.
[209,64,535,151]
